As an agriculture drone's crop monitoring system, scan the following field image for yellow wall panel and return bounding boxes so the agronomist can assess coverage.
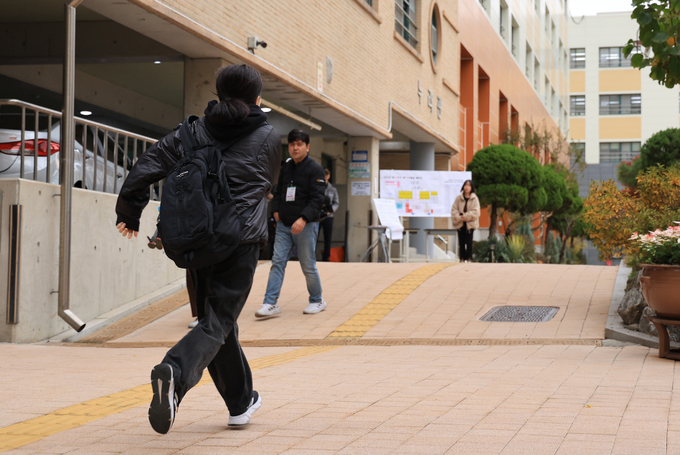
[570,71,585,93]
[569,118,586,140]
[599,117,641,140]
[599,69,641,92]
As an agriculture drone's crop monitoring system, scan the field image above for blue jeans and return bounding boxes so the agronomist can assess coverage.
[263,221,323,305]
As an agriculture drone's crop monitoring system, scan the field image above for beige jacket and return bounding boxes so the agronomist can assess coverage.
[451,193,481,230]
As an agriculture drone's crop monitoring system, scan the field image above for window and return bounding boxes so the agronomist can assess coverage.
[570,95,585,116]
[500,0,508,39]
[479,0,488,12]
[551,21,556,49]
[600,142,641,163]
[511,17,519,58]
[395,0,418,48]
[431,9,439,65]
[525,44,532,78]
[534,0,540,14]
[571,143,585,166]
[534,58,540,90]
[544,7,550,34]
[551,87,556,116]
[599,47,633,68]
[599,94,641,115]
[366,0,373,5]
[570,48,585,68]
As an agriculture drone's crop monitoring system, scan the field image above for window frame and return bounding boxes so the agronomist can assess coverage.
[570,95,585,116]
[570,48,585,69]
[395,0,419,48]
[599,47,633,68]
[599,94,641,115]
[599,142,641,163]
[429,3,442,71]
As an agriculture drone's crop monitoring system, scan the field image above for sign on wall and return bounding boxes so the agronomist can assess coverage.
[379,170,472,217]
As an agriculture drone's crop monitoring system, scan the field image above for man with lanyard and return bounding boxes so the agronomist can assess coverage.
[256,129,327,317]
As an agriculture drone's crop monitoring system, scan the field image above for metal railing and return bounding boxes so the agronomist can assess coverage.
[0,99,160,198]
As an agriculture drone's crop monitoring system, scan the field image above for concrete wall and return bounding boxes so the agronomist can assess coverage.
[0,179,183,343]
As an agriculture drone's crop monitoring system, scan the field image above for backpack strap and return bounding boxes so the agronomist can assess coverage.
[179,115,200,155]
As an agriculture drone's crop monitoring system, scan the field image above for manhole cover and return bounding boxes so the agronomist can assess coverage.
[480,306,559,323]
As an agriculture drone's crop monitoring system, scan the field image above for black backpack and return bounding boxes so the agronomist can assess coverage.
[157,116,254,269]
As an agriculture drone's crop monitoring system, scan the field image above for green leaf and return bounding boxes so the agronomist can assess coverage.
[632,53,644,67]
[653,31,670,43]
[639,12,653,25]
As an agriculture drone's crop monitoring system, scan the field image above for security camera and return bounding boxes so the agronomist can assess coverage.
[247,36,268,53]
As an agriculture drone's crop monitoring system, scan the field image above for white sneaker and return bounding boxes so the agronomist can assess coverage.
[303,300,327,314]
[187,319,198,329]
[255,304,282,318]
[228,391,262,426]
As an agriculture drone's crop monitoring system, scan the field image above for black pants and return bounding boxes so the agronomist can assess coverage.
[320,216,334,261]
[458,226,474,261]
[162,243,259,416]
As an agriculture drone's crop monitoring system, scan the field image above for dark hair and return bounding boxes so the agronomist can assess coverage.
[207,64,263,126]
[461,179,476,194]
[288,129,310,145]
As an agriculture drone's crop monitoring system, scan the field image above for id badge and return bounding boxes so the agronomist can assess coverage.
[286,186,296,202]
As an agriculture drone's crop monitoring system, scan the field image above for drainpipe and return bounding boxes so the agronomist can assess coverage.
[58,0,86,332]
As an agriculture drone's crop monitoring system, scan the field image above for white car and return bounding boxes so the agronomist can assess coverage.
[0,122,131,193]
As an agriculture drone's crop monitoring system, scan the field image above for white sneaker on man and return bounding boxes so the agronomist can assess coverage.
[303,300,327,314]
[255,304,282,318]
[228,391,262,426]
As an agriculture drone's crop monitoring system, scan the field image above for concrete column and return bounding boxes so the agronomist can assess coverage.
[346,136,380,262]
[183,58,228,117]
[409,141,435,256]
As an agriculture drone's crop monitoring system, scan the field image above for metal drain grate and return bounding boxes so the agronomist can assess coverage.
[480,306,559,323]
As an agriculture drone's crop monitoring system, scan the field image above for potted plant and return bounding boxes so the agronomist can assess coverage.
[630,224,680,319]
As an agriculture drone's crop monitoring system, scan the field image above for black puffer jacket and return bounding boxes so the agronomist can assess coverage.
[115,104,281,245]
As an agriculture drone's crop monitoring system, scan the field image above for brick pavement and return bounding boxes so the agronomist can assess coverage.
[3,262,673,455]
[113,263,616,346]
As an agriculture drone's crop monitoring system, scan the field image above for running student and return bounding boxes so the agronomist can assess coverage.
[115,64,280,434]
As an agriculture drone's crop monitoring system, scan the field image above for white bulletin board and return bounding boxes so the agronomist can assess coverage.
[379,170,472,217]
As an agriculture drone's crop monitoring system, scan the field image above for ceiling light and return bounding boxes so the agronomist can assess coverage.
[261,107,272,112]
[154,60,162,64]
[79,110,92,116]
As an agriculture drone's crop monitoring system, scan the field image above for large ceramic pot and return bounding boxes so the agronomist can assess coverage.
[640,264,680,319]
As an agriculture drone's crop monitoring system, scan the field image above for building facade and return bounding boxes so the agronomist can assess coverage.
[568,12,680,196]
[2,0,567,259]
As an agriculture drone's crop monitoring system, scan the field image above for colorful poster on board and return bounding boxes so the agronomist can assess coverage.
[379,170,472,217]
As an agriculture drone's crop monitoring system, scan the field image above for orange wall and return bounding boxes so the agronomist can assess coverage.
[457,0,561,232]
[458,0,559,153]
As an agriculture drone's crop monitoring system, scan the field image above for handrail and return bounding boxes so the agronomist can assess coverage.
[0,99,158,143]
[0,99,160,198]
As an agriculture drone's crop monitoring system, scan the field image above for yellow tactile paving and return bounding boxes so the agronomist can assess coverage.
[327,263,453,339]
[0,345,337,453]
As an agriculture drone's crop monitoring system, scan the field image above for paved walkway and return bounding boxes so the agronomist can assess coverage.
[4,262,677,455]
[111,263,615,346]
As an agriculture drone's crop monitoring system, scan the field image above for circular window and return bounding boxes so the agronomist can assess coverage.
[430,5,441,71]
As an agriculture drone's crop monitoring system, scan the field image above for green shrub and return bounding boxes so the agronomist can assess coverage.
[473,237,510,263]
[545,232,562,264]
[507,235,526,263]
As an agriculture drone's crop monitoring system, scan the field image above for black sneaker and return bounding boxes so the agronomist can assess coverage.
[149,364,177,434]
